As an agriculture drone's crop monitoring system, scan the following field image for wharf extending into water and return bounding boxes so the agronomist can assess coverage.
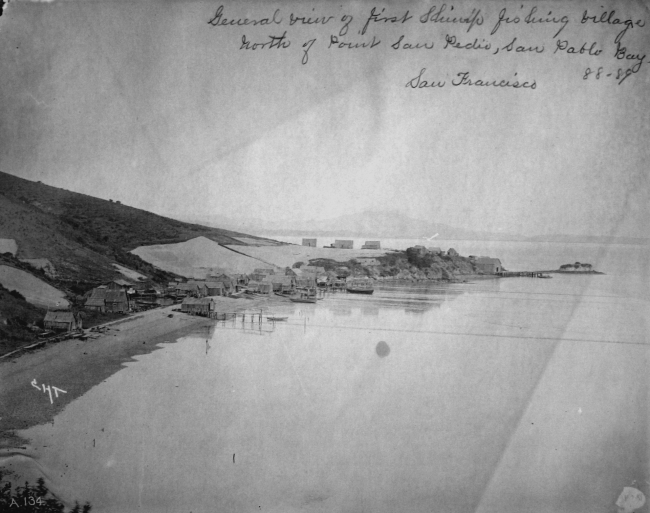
[496,271,551,278]
[209,311,264,322]
[496,269,602,278]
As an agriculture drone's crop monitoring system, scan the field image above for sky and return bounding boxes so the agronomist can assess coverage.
[1,0,649,238]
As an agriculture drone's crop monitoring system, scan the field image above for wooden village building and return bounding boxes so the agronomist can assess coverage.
[186,280,208,297]
[474,257,503,274]
[43,311,83,332]
[361,241,381,249]
[302,238,317,247]
[85,287,129,313]
[271,275,295,293]
[246,281,273,294]
[234,274,249,289]
[296,275,317,289]
[205,281,226,296]
[181,297,214,316]
[175,282,192,296]
[209,274,234,293]
[332,240,354,249]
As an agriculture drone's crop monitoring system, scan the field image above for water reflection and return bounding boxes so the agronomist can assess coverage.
[14,272,647,513]
[203,283,474,335]
[361,306,380,316]
[323,282,468,316]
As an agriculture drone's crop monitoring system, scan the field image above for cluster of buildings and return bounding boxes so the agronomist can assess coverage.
[302,239,381,250]
[170,267,326,301]
[38,242,504,332]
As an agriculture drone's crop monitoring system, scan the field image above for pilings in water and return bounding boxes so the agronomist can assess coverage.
[496,271,549,278]
[207,311,264,323]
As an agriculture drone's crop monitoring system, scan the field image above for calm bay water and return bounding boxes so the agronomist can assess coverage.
[14,242,650,513]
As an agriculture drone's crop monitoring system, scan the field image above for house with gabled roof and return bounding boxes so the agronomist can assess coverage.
[44,311,82,331]
[474,257,503,274]
[85,287,129,312]
[181,297,214,316]
[206,281,225,296]
[271,275,295,293]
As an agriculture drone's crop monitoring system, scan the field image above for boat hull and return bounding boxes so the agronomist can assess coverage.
[290,298,317,303]
[346,288,374,294]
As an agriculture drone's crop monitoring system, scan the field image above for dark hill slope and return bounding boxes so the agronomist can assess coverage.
[0,283,45,353]
[0,171,275,284]
[0,193,118,282]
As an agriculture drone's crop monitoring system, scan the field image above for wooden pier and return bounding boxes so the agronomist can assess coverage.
[496,271,550,278]
[208,311,264,323]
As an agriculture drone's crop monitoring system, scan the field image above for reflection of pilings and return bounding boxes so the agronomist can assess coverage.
[208,312,263,323]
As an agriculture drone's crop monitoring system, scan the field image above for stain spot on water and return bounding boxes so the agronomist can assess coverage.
[375,341,390,358]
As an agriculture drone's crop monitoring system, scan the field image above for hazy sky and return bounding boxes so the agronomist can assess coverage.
[1,0,649,238]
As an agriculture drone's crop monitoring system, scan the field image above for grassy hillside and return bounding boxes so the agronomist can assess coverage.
[0,171,274,286]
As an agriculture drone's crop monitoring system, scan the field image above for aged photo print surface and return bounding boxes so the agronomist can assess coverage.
[0,1,648,512]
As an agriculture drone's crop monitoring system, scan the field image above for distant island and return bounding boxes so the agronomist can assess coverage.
[554,262,604,274]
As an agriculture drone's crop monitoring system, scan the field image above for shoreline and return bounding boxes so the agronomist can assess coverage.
[0,270,580,449]
[0,297,283,449]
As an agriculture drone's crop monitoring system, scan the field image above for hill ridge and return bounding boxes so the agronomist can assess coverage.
[0,171,279,286]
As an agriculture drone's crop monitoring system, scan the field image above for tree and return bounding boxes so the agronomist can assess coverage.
[0,472,92,512]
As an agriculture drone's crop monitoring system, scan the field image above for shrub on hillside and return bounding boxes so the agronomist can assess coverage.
[9,290,25,301]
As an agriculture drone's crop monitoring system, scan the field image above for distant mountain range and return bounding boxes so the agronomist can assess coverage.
[180,210,649,245]
[180,210,522,241]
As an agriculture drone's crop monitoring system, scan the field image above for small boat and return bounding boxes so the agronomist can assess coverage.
[346,278,374,295]
[267,316,288,322]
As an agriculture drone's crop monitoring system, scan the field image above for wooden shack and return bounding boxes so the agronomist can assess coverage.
[44,311,82,332]
[85,288,107,312]
[333,240,353,249]
[181,297,214,316]
[206,281,225,296]
[474,257,503,274]
[271,275,295,293]
[257,282,272,294]
[105,289,129,312]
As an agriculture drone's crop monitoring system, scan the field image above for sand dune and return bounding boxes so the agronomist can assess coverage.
[0,265,69,308]
[132,236,389,276]
[112,263,147,281]
[226,244,387,269]
[131,237,272,277]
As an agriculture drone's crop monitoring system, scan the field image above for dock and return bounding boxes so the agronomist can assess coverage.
[496,271,551,278]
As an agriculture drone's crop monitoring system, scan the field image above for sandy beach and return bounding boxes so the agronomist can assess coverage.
[0,296,282,448]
